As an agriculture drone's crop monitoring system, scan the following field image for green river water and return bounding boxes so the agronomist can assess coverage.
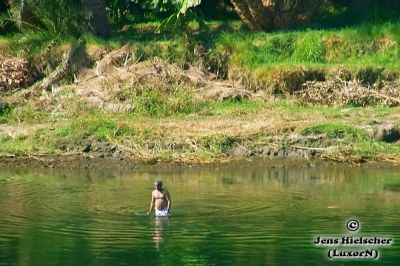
[1,161,400,266]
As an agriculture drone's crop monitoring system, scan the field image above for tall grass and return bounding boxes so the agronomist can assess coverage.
[215,21,400,72]
[120,86,209,117]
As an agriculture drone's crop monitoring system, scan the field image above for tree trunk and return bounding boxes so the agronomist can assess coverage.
[230,0,323,31]
[230,0,260,30]
[82,0,110,38]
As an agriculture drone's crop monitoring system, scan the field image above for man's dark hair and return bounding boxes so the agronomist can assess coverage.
[154,180,163,187]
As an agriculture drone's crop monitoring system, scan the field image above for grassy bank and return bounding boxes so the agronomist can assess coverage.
[3,20,400,65]
[2,20,400,90]
[1,96,400,163]
[1,20,400,165]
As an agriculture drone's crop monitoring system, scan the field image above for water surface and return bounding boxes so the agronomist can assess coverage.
[1,162,400,265]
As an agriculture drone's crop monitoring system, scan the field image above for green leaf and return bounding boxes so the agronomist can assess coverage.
[155,0,202,33]
[155,13,180,33]
[179,0,201,14]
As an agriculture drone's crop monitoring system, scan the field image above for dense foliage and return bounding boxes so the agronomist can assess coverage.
[1,0,400,37]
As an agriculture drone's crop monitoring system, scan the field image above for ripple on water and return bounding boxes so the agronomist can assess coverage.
[1,166,400,265]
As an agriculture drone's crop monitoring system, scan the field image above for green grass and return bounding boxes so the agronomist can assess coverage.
[216,22,400,68]
[55,112,119,141]
[1,100,400,161]
[3,20,400,75]
[0,103,46,125]
[300,122,400,159]
[129,87,208,117]
[0,86,266,125]
[199,135,237,154]
[356,138,400,158]
[301,123,363,139]
[2,20,400,162]
[0,128,57,155]
[0,104,12,124]
[212,21,400,86]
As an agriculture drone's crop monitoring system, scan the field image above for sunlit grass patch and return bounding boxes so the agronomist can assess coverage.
[0,128,57,155]
[301,123,363,139]
[2,103,46,125]
[356,138,400,158]
[55,112,117,141]
[213,22,400,88]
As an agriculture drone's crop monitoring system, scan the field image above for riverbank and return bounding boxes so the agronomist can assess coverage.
[1,21,400,167]
[1,99,400,168]
[2,152,400,170]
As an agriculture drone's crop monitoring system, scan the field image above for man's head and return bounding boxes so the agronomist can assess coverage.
[154,180,163,190]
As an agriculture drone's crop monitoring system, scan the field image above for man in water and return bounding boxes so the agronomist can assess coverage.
[147,180,171,217]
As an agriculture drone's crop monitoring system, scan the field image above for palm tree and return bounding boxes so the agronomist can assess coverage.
[5,0,110,38]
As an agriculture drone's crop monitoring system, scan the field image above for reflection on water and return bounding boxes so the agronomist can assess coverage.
[0,162,400,265]
[153,217,169,251]
[384,183,400,192]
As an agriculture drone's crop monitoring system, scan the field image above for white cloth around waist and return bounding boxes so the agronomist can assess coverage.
[155,208,169,217]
